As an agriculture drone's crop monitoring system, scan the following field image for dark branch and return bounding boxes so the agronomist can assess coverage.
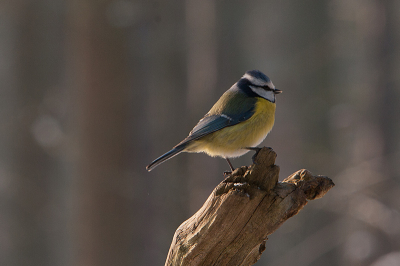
[165,147,334,266]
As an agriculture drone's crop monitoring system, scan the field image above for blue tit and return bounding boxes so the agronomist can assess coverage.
[146,70,282,172]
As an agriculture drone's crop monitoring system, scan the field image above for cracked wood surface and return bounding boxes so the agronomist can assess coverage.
[165,147,334,266]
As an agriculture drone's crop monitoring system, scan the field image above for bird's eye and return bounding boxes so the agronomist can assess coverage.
[263,85,272,90]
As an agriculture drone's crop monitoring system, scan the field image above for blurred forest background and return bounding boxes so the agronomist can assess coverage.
[1,0,400,265]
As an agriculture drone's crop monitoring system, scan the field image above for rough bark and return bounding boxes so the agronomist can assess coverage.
[165,147,334,266]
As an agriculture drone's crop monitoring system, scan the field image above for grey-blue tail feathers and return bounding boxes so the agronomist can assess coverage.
[146,143,188,171]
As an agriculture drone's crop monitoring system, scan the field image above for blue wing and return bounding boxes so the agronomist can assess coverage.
[174,88,258,148]
[176,108,255,146]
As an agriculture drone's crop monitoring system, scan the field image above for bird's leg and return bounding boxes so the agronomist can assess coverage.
[245,147,263,163]
[226,158,235,171]
[223,158,235,176]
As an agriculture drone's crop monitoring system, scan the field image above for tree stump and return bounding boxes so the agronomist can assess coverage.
[165,147,334,266]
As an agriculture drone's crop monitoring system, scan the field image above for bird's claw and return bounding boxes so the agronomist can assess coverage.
[223,171,232,176]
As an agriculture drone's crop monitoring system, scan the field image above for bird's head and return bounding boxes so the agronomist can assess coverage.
[241,70,282,103]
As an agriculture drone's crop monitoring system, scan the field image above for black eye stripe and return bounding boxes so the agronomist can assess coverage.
[251,84,273,90]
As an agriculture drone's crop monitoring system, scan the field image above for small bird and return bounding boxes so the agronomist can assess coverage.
[146,70,282,172]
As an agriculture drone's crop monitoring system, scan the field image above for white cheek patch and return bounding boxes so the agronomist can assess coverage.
[249,85,275,103]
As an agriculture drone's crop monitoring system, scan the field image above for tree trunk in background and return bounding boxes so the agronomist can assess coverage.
[185,0,219,214]
[378,0,400,179]
[3,1,68,265]
[9,5,51,266]
[67,1,131,265]
[329,1,400,265]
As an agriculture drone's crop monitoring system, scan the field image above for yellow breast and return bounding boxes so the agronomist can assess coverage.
[188,98,276,158]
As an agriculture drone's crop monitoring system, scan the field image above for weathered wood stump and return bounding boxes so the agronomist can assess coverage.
[165,147,334,266]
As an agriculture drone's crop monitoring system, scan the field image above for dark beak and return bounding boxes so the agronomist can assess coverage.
[273,88,282,94]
